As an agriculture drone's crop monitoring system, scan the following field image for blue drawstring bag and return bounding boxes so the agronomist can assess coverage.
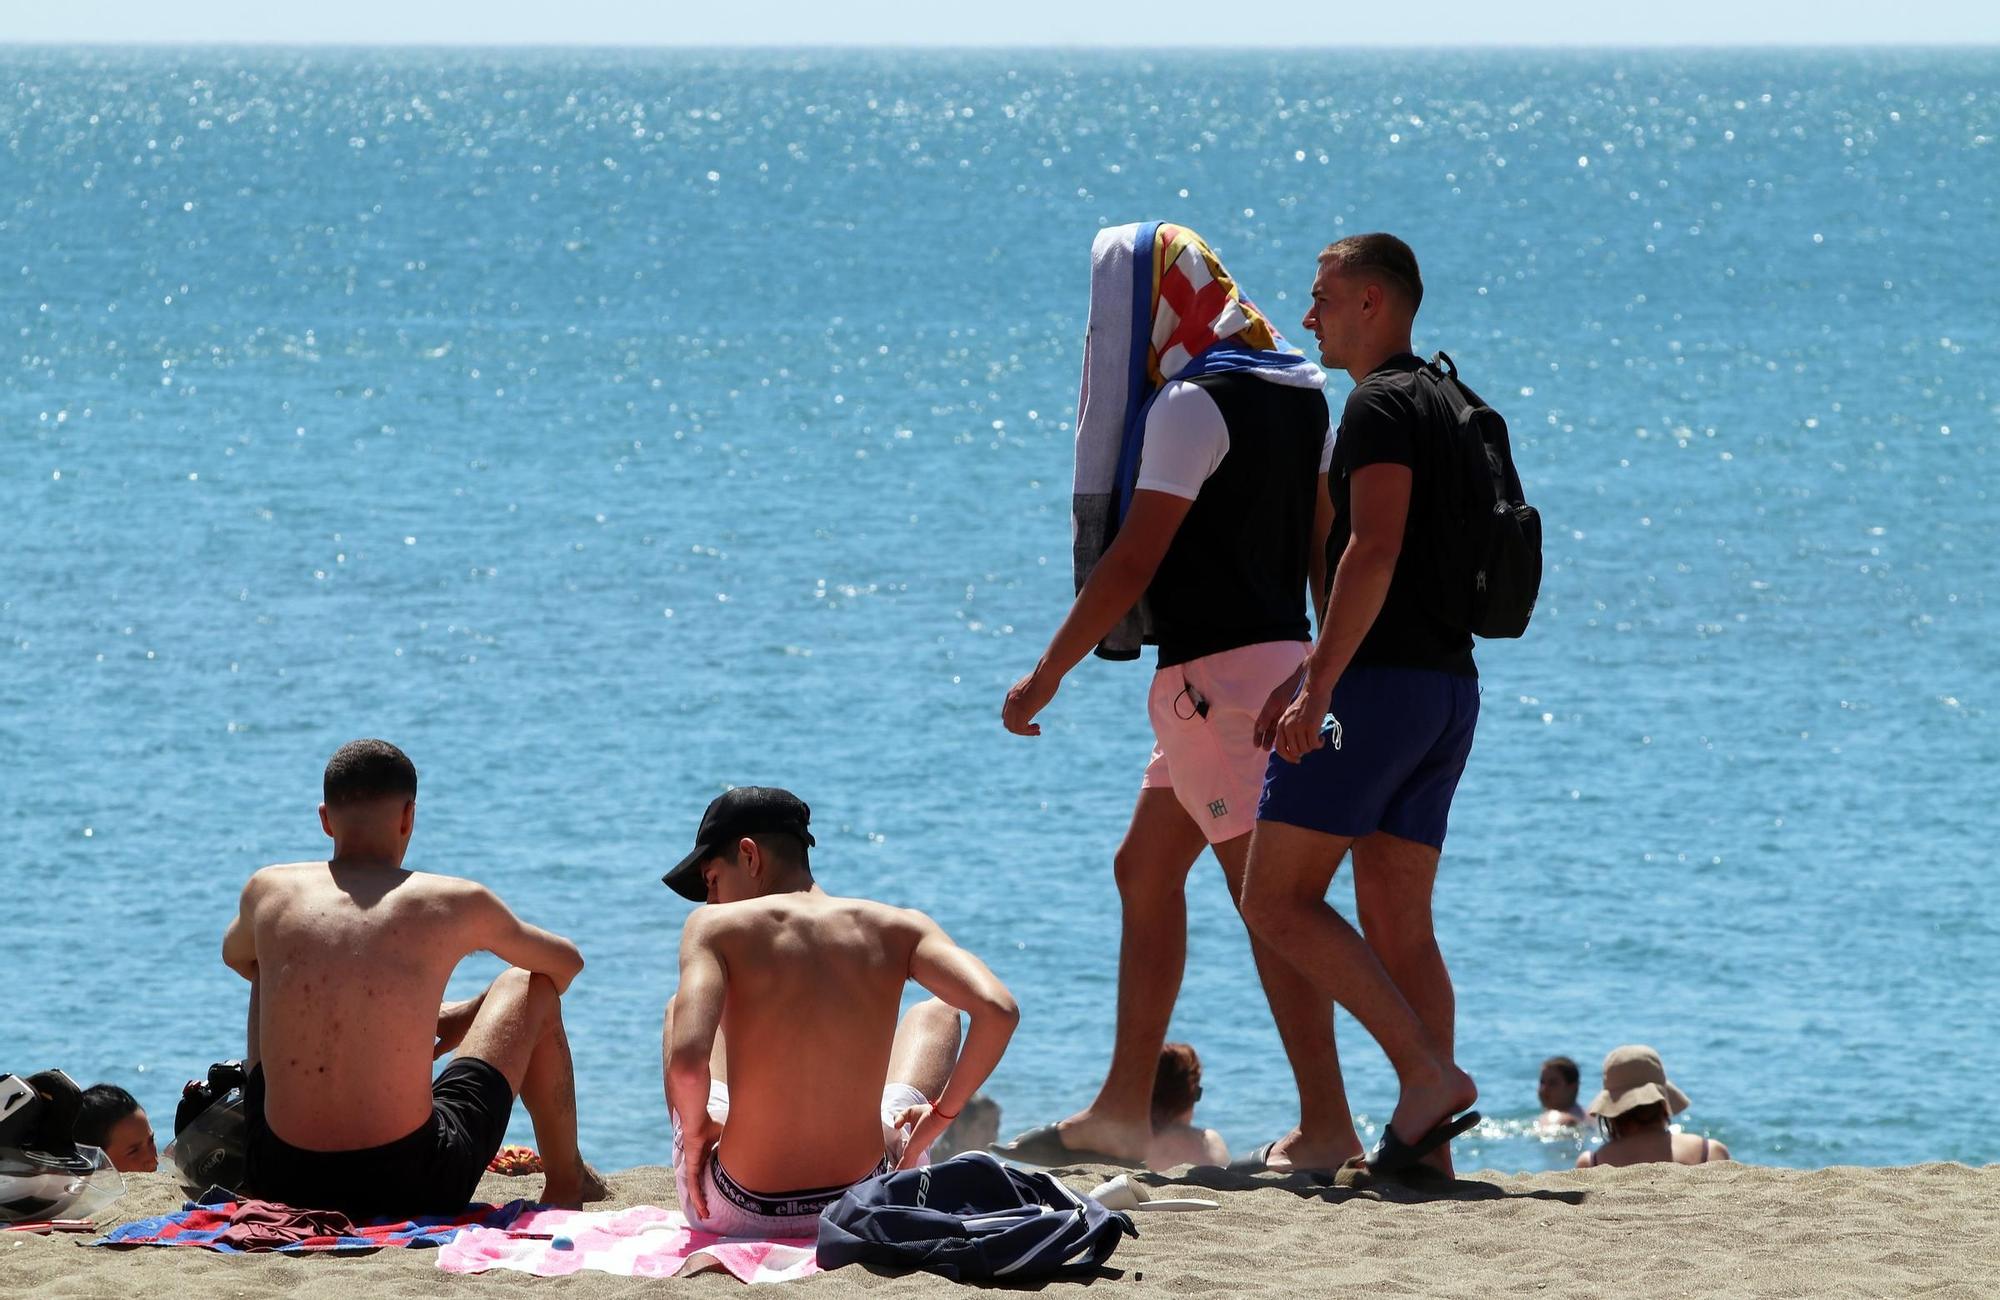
[816,1151,1137,1281]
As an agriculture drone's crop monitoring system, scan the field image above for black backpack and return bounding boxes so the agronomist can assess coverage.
[817,1152,1136,1281]
[1414,352,1542,639]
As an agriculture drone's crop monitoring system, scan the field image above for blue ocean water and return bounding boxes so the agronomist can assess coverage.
[3,47,1994,1176]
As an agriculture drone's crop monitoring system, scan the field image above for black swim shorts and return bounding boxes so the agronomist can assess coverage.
[242,1056,515,1221]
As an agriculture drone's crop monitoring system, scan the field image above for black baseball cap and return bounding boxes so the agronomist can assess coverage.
[662,786,816,902]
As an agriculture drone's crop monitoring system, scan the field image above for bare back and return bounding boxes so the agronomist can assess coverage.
[703,893,923,1190]
[238,862,493,1150]
[1583,1129,1729,1168]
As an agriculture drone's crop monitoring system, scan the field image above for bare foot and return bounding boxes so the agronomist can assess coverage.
[541,1161,613,1208]
[1055,1108,1153,1165]
[1268,1127,1366,1174]
[1385,1064,1478,1180]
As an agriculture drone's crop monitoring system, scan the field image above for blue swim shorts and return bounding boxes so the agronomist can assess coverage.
[1256,664,1480,850]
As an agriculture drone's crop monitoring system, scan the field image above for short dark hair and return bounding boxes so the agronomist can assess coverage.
[1150,1042,1203,1128]
[73,1084,141,1148]
[1543,1055,1580,1087]
[323,739,418,807]
[723,829,811,875]
[1321,232,1423,312]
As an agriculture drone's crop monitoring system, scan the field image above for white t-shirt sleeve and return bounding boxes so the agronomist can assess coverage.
[1133,381,1229,500]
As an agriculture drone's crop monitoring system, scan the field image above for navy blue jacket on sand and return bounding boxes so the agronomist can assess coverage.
[816,1151,1137,1280]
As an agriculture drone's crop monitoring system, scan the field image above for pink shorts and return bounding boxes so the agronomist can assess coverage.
[1142,640,1309,844]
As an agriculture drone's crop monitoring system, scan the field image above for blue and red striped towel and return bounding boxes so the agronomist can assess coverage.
[1072,221,1324,658]
[87,1195,531,1254]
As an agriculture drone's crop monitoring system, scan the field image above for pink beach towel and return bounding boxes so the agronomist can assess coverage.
[436,1204,820,1284]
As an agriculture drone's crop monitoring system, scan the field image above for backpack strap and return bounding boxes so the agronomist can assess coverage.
[1418,351,1520,494]
[1419,351,1477,415]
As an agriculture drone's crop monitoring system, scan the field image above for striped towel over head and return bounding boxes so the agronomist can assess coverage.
[1072,222,1325,660]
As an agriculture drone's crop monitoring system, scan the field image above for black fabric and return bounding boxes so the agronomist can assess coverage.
[663,786,816,901]
[712,1151,893,1219]
[1326,353,1477,677]
[174,1060,247,1142]
[242,1057,514,1221]
[1413,353,1542,639]
[1145,372,1329,667]
[816,1151,1136,1281]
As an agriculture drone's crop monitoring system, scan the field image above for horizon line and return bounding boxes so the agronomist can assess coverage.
[3,38,1995,52]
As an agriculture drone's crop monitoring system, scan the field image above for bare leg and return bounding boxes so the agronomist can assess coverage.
[1351,831,1466,1177]
[1212,833,1364,1170]
[885,998,962,1099]
[1243,822,1474,1173]
[1051,787,1208,1162]
[456,967,608,1207]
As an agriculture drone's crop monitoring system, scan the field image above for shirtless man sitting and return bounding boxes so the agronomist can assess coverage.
[222,739,607,1218]
[661,787,1019,1237]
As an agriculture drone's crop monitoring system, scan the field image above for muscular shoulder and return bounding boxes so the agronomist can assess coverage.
[384,873,512,940]
[399,869,488,901]
[678,899,785,955]
[839,897,933,943]
[249,860,319,882]
[760,896,932,948]
[241,861,319,906]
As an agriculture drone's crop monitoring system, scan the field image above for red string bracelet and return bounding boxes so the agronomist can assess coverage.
[932,1100,960,1121]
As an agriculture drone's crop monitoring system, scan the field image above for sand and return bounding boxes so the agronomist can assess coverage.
[5,1159,1996,1299]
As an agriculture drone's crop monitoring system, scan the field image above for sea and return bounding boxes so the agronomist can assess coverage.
[4,46,1994,1176]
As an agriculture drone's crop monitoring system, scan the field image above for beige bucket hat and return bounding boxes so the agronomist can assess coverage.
[1586,1045,1691,1119]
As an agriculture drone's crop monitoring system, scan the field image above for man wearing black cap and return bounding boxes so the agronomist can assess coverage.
[661,787,1020,1238]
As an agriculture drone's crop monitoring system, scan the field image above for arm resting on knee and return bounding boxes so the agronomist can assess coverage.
[471,886,585,993]
[908,918,1019,1123]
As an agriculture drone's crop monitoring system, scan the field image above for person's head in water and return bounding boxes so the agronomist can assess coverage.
[1150,1042,1205,1130]
[319,739,418,863]
[663,787,817,905]
[1538,1056,1581,1112]
[1302,232,1421,377]
[74,1084,158,1174]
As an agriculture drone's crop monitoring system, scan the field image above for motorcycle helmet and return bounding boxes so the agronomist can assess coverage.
[163,1064,248,1197]
[0,1070,125,1223]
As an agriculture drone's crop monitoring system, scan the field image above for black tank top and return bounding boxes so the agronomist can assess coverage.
[1146,372,1329,667]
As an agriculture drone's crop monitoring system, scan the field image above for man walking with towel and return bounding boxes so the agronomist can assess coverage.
[996,222,1360,1172]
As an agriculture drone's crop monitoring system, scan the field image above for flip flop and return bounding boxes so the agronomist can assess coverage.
[1368,1110,1482,1178]
[1087,1175,1220,1212]
[1226,1141,1281,1174]
[1225,1140,1340,1182]
[988,1123,1143,1170]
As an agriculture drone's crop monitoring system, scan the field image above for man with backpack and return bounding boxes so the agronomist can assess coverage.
[1238,233,1538,1180]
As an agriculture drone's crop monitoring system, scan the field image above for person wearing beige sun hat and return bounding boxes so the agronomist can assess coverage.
[1576,1045,1731,1169]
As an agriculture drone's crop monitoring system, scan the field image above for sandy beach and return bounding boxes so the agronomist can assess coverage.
[6,1159,1995,1298]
